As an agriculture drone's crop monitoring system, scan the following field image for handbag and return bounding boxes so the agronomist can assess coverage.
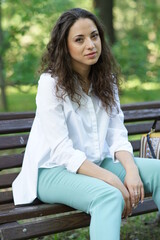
[140,119,160,159]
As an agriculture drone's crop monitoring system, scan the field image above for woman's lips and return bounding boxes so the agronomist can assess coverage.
[86,52,96,56]
[85,52,97,58]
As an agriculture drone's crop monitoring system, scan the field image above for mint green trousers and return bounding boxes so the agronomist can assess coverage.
[37,157,160,240]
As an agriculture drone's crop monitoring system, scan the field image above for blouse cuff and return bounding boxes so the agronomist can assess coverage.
[110,145,133,163]
[66,152,87,173]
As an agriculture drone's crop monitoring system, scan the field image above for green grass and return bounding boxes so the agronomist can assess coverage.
[120,213,160,240]
[1,80,160,112]
[1,85,37,112]
[120,79,160,104]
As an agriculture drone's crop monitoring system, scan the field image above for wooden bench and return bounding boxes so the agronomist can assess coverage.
[0,101,160,240]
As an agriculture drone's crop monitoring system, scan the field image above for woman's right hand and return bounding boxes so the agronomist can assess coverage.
[111,175,132,218]
[78,160,132,218]
[121,187,132,218]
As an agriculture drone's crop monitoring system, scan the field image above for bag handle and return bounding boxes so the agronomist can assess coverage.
[146,117,160,158]
[147,117,160,158]
[151,117,160,132]
[147,133,156,158]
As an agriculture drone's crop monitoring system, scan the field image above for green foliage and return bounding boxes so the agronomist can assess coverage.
[1,0,160,96]
[1,0,92,86]
[113,0,160,83]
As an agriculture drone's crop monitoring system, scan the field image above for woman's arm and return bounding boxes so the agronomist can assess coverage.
[77,159,132,217]
[115,150,145,207]
[36,74,86,172]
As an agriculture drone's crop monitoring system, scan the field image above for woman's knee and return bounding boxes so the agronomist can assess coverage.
[90,185,124,211]
[112,187,125,208]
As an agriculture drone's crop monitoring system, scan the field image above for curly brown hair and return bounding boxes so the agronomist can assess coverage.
[40,8,120,112]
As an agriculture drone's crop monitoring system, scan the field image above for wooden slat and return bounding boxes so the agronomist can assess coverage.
[0,134,28,150]
[121,101,160,111]
[0,101,159,123]
[131,198,158,216]
[0,173,18,189]
[0,119,33,134]
[0,101,159,121]
[0,191,13,205]
[0,112,35,121]
[126,122,160,135]
[124,108,160,122]
[0,203,74,224]
[0,196,156,225]
[130,140,140,152]
[0,154,23,170]
[0,212,90,240]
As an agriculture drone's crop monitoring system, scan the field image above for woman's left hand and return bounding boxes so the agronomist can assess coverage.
[124,167,144,209]
[115,151,145,211]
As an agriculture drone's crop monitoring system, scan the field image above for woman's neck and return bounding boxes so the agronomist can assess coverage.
[72,63,91,94]
[80,77,90,95]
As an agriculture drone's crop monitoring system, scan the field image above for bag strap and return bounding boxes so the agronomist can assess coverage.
[145,117,160,158]
[147,133,156,158]
[151,117,160,132]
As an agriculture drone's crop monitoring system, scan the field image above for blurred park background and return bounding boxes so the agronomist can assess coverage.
[0,0,160,112]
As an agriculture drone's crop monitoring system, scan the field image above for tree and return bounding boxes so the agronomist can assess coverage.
[94,0,115,44]
[112,0,160,83]
[0,0,7,110]
[0,0,75,110]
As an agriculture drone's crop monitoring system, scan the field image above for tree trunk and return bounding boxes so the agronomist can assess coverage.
[0,0,7,111]
[94,0,115,45]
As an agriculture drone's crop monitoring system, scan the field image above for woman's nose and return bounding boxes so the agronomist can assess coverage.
[86,38,94,49]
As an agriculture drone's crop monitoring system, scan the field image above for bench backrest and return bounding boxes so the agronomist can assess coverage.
[0,101,160,205]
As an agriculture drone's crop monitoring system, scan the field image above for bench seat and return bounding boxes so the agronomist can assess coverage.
[0,101,160,239]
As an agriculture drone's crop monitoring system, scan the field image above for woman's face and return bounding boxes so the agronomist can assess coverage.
[67,18,102,74]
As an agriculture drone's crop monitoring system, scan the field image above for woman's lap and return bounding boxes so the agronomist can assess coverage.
[37,157,160,212]
[37,159,123,213]
[101,156,160,193]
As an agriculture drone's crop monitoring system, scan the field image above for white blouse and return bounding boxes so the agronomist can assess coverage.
[12,73,133,205]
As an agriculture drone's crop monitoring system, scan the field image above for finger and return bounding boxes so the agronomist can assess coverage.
[126,199,132,218]
[135,189,140,204]
[140,184,145,203]
[130,189,139,208]
[122,205,126,218]
[123,195,132,218]
[130,189,136,208]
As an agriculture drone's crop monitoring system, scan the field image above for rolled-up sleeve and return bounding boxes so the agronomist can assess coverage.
[36,74,86,173]
[106,91,133,161]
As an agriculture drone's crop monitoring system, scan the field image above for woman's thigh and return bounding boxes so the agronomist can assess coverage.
[100,157,126,183]
[101,156,160,192]
[37,166,121,214]
[134,157,160,193]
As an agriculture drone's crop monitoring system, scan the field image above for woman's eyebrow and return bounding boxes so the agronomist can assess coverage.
[91,30,98,34]
[74,30,98,38]
[74,34,84,37]
[73,29,98,38]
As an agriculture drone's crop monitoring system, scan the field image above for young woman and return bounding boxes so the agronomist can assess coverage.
[12,8,160,240]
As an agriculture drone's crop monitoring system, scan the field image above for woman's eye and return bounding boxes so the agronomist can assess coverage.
[75,38,83,43]
[92,33,99,39]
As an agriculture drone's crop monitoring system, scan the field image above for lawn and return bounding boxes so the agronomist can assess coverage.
[1,79,160,112]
